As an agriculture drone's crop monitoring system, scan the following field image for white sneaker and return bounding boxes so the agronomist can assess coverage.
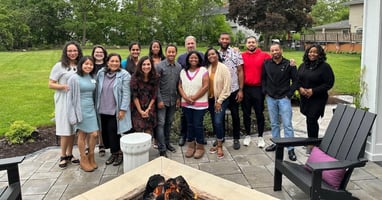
[243,136,251,146]
[257,137,265,148]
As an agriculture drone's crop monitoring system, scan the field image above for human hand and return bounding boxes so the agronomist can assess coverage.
[157,101,165,109]
[236,90,243,102]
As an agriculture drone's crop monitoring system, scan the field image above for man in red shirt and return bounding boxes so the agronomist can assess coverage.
[241,36,271,148]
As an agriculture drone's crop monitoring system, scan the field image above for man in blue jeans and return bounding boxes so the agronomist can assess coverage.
[155,44,182,157]
[262,43,298,161]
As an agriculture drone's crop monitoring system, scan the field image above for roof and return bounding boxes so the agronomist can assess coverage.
[342,0,363,6]
[312,20,350,31]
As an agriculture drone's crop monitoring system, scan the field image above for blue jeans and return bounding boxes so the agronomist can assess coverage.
[266,96,294,150]
[156,105,176,152]
[208,98,229,140]
[182,107,206,144]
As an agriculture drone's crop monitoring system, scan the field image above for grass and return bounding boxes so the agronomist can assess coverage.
[0,48,360,135]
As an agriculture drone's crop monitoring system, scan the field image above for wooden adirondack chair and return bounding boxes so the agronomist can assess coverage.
[0,156,25,200]
[271,104,377,200]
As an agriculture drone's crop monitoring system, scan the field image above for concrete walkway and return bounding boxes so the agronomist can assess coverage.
[1,103,382,199]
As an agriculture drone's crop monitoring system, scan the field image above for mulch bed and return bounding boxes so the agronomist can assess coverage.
[0,125,58,159]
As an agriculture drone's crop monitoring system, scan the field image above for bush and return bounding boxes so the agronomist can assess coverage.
[5,120,36,144]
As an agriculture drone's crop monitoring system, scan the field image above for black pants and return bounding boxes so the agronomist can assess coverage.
[242,86,265,137]
[100,114,121,154]
[227,90,241,140]
[306,115,320,138]
[180,110,187,139]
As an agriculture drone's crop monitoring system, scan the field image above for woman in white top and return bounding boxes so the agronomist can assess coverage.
[178,51,209,159]
[48,41,82,168]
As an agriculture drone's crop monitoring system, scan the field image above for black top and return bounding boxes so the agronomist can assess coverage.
[262,57,298,99]
[297,61,335,118]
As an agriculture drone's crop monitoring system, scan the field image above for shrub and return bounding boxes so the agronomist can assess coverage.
[5,120,36,144]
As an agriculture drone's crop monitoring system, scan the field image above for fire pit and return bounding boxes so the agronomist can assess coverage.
[72,157,278,200]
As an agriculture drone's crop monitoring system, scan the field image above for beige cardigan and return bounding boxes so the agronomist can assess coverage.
[208,62,231,104]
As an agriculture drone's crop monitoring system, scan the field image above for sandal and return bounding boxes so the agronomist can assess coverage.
[99,145,106,157]
[67,155,80,164]
[113,153,123,166]
[106,154,116,165]
[59,156,67,168]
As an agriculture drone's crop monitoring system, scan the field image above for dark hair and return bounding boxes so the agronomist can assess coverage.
[204,47,223,66]
[134,56,158,84]
[128,42,141,51]
[165,44,177,52]
[303,44,327,64]
[149,40,166,60]
[61,41,83,68]
[91,45,108,64]
[77,56,95,77]
[185,51,203,70]
[106,53,122,73]
[245,36,257,43]
[219,32,230,38]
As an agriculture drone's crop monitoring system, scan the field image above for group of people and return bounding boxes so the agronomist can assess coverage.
[48,32,334,172]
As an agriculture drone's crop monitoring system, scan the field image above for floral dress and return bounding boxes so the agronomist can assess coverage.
[130,76,159,132]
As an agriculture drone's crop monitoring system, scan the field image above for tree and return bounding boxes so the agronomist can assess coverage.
[311,0,349,26]
[228,0,317,48]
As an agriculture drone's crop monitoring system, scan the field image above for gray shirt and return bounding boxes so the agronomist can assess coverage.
[155,59,182,106]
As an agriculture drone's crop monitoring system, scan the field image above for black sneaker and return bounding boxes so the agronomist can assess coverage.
[233,139,240,150]
[159,151,168,158]
[166,144,176,153]
[265,144,277,152]
[178,137,186,146]
[288,149,297,161]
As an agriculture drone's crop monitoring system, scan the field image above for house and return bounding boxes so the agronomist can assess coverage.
[301,0,363,53]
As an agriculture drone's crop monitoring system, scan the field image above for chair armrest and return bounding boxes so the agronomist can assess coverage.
[307,159,368,171]
[271,137,322,147]
[0,156,25,171]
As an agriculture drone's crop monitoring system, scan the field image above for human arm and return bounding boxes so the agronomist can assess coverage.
[190,70,209,102]
[236,64,244,102]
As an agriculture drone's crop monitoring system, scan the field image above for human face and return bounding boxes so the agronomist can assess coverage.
[270,44,282,60]
[185,39,196,52]
[141,59,152,75]
[107,56,121,72]
[82,59,94,74]
[130,44,141,59]
[188,53,199,67]
[66,44,79,61]
[246,37,257,52]
[93,47,105,62]
[308,47,319,61]
[207,49,219,64]
[219,34,230,50]
[165,46,177,63]
[151,42,160,55]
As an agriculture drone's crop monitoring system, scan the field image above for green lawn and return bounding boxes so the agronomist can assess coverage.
[0,48,360,135]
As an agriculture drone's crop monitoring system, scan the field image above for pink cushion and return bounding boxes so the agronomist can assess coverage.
[304,147,346,189]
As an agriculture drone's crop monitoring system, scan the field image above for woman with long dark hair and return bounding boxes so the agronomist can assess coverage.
[67,56,99,172]
[49,41,83,168]
[130,56,159,134]
[297,44,335,153]
[96,53,132,166]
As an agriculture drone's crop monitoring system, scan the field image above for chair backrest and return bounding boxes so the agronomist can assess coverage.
[319,104,377,161]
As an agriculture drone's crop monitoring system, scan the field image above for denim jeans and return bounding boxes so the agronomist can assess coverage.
[182,107,206,144]
[208,98,229,140]
[156,105,177,152]
[266,96,294,150]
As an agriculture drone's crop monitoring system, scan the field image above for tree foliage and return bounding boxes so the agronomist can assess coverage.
[0,0,230,50]
[228,0,316,47]
[311,0,349,26]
